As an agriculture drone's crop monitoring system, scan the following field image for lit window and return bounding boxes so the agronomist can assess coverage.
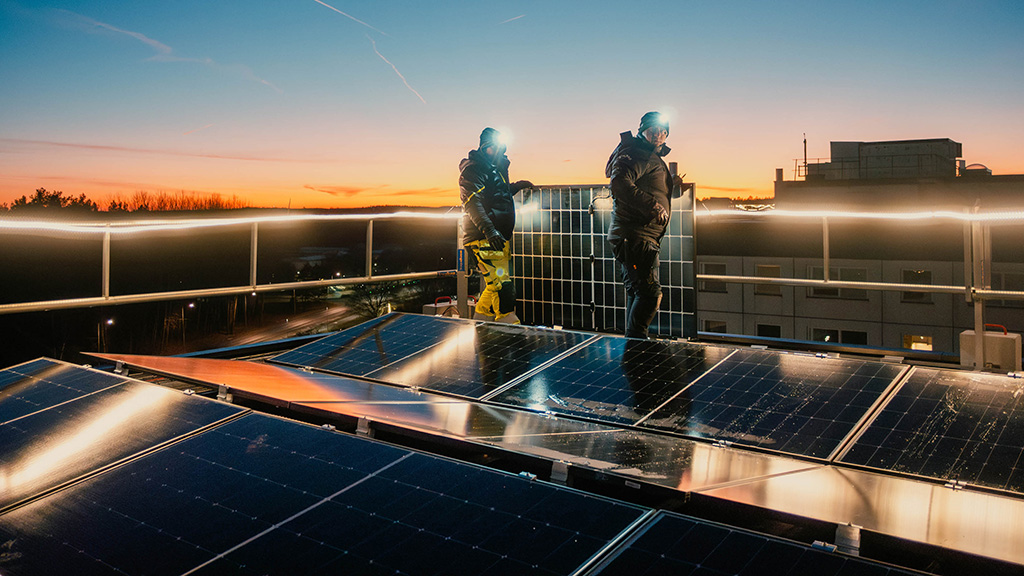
[903,334,933,351]
[755,265,782,295]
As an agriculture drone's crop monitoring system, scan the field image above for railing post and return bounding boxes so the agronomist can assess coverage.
[249,222,258,288]
[971,212,988,369]
[822,216,830,282]
[366,219,374,279]
[456,219,468,318]
[102,227,111,299]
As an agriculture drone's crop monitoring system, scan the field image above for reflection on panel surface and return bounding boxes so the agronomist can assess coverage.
[0,373,244,511]
[492,337,731,424]
[840,367,1024,494]
[590,510,923,576]
[0,359,127,424]
[369,322,592,398]
[0,413,648,576]
[270,313,468,376]
[697,464,1024,567]
[294,399,816,493]
[641,349,905,458]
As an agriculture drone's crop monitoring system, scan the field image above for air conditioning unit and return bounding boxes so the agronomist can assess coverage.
[960,328,1022,372]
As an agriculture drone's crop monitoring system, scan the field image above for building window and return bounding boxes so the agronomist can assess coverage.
[901,269,932,303]
[841,330,869,345]
[991,271,1024,308]
[700,262,728,293]
[754,265,782,295]
[807,266,868,300]
[903,334,933,351]
[757,324,782,338]
[703,319,728,333]
[811,328,840,343]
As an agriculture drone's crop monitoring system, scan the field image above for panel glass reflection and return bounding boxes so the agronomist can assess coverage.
[368,322,592,398]
[642,349,905,458]
[493,337,731,425]
[269,313,468,376]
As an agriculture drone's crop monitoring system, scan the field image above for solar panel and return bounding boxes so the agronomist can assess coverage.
[367,322,594,398]
[0,412,649,575]
[513,185,696,339]
[269,312,470,376]
[0,359,128,423]
[588,510,924,576]
[641,349,906,458]
[491,337,731,425]
[0,375,245,512]
[839,367,1024,494]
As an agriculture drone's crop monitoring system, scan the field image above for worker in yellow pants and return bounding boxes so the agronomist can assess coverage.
[459,127,532,324]
[466,239,519,323]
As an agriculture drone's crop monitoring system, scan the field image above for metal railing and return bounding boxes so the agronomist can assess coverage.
[694,208,1024,369]
[0,212,462,315]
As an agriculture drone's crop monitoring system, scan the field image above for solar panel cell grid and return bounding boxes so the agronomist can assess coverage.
[492,337,732,425]
[269,313,467,376]
[641,349,905,458]
[368,323,591,398]
[0,412,649,576]
[840,367,1024,493]
[590,511,925,576]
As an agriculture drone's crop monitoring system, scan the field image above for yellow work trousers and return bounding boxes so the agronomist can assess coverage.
[466,240,516,321]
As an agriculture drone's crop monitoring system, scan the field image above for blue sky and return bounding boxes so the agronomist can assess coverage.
[1,0,1022,207]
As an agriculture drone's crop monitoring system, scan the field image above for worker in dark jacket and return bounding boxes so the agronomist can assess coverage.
[605,111,677,339]
[460,127,533,323]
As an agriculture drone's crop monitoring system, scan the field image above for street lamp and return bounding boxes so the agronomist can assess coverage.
[98,318,114,352]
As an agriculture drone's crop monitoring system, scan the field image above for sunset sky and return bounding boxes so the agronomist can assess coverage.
[2,0,1022,209]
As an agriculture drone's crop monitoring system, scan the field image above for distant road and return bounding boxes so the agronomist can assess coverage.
[181,301,363,352]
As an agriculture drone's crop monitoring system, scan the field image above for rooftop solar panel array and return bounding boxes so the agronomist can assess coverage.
[0,361,658,576]
[839,367,1024,493]
[270,314,913,460]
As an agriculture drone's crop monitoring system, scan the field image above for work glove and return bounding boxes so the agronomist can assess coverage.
[511,180,534,193]
[486,231,506,252]
[652,203,670,226]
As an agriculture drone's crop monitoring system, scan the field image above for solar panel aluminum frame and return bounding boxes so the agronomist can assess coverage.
[827,363,914,463]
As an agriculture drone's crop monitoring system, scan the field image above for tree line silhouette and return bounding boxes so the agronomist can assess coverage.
[2,188,251,212]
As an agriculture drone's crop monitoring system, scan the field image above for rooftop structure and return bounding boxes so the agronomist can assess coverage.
[776,138,1024,211]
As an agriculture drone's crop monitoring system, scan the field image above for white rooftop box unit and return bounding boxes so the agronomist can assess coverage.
[960,328,1022,372]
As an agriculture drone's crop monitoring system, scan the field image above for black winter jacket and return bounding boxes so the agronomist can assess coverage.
[460,148,515,244]
[605,131,673,242]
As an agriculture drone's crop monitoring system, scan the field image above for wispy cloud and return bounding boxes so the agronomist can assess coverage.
[312,0,388,36]
[305,184,447,198]
[183,124,214,136]
[58,10,280,92]
[500,15,525,24]
[3,138,321,163]
[367,35,426,104]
